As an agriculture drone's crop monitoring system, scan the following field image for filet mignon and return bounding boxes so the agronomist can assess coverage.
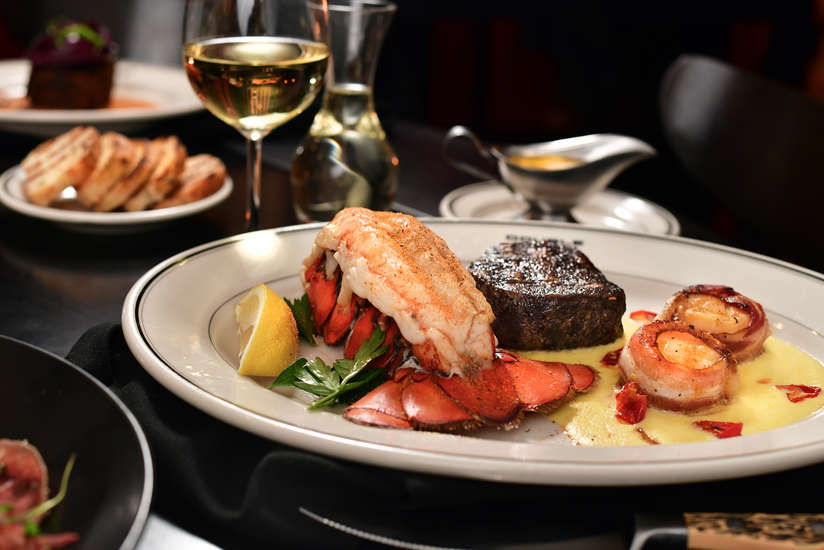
[468,240,625,350]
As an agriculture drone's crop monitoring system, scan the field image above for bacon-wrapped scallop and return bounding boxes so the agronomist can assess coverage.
[619,320,738,411]
[658,284,770,362]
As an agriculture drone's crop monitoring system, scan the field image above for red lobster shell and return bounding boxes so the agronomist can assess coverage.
[302,209,596,431]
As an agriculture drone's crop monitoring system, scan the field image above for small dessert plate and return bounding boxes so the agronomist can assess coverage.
[439,181,680,236]
[0,59,203,137]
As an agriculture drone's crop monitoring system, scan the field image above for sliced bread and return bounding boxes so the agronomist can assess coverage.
[123,136,187,211]
[22,126,100,206]
[153,154,226,209]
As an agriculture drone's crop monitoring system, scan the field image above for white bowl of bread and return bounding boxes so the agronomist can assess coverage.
[0,126,232,232]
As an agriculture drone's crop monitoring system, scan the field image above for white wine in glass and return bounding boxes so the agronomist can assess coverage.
[183,0,329,230]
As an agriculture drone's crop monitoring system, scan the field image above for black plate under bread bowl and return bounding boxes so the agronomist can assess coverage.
[0,335,153,549]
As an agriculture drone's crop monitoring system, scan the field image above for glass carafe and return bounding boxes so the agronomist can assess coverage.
[291,0,398,222]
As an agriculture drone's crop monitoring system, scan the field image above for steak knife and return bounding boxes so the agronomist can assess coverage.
[300,506,824,549]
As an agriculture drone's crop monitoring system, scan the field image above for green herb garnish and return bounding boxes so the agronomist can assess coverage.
[286,293,317,345]
[270,328,387,409]
[19,454,75,526]
[23,519,40,536]
[47,19,105,50]
[1,454,75,531]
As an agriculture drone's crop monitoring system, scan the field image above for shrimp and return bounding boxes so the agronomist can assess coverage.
[658,285,770,362]
[619,320,738,411]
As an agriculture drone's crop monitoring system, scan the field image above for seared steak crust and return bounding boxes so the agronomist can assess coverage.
[468,240,625,350]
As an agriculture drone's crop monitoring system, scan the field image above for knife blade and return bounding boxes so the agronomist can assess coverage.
[298,504,628,550]
[299,506,824,550]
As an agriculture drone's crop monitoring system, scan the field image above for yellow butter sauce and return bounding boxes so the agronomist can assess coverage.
[523,318,824,446]
[505,154,583,171]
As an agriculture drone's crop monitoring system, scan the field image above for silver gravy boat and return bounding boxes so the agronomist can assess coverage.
[443,126,657,221]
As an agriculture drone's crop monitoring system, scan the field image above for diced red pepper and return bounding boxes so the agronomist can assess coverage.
[601,348,622,367]
[630,310,657,323]
[693,420,743,439]
[615,382,647,424]
[776,384,821,403]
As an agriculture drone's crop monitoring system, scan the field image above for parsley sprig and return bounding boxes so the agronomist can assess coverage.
[270,328,388,409]
[285,294,316,345]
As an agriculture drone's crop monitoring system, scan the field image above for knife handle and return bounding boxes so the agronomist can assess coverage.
[685,513,824,549]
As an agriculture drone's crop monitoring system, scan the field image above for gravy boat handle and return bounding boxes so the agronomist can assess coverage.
[442,125,506,185]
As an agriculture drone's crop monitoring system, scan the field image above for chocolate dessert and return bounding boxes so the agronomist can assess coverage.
[26,19,118,109]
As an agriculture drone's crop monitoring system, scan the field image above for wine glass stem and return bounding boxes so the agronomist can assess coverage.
[245,137,263,231]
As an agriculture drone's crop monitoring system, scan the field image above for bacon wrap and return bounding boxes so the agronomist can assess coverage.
[619,320,739,412]
[658,284,770,362]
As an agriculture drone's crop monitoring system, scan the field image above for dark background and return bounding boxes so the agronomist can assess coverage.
[2,0,824,270]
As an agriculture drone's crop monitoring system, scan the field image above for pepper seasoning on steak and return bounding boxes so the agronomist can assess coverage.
[468,240,625,350]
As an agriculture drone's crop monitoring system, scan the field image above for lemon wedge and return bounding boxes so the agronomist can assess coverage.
[234,283,298,377]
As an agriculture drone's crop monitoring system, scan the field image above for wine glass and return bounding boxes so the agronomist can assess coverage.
[183,0,329,231]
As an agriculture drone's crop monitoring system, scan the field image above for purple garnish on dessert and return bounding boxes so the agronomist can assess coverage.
[26,18,119,109]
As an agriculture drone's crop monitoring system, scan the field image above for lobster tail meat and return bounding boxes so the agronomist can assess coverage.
[435,363,522,427]
[304,208,599,432]
[323,300,356,345]
[343,379,412,430]
[498,354,576,413]
[566,363,597,393]
[344,352,588,431]
[402,375,480,431]
[306,256,338,331]
[305,208,496,377]
[344,304,378,359]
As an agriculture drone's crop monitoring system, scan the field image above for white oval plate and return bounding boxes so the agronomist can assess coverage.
[0,165,232,234]
[0,59,203,137]
[122,220,824,486]
[440,181,681,235]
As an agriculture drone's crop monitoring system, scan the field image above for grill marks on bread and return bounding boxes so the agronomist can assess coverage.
[153,154,227,209]
[76,132,141,207]
[94,139,155,212]
[22,126,100,206]
[123,136,187,211]
[20,126,225,211]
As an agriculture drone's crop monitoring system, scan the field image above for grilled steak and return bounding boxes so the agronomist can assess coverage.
[468,240,625,350]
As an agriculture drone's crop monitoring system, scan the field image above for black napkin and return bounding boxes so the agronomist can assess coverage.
[66,324,824,550]
[67,324,633,549]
